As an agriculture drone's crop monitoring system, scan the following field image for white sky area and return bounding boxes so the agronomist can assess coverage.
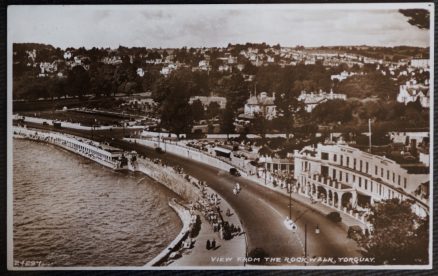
[8,4,432,49]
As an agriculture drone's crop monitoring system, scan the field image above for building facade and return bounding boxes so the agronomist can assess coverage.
[298,90,347,112]
[189,96,227,110]
[293,143,429,218]
[397,80,430,108]
[243,92,277,120]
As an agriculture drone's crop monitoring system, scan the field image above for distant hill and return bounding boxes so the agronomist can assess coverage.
[13,43,57,52]
[310,45,429,61]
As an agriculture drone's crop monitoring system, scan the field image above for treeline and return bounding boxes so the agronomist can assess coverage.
[313,45,429,61]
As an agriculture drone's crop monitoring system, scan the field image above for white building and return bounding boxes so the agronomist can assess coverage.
[227,56,237,64]
[243,92,277,120]
[293,144,429,218]
[330,71,356,82]
[198,60,210,71]
[63,51,72,60]
[410,58,429,69]
[389,131,429,146]
[39,61,58,77]
[189,96,227,110]
[218,64,231,73]
[397,80,429,108]
[298,90,347,112]
[160,65,176,77]
[136,68,145,77]
[101,56,122,65]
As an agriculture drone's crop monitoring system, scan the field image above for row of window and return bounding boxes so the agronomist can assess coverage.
[55,138,113,161]
[306,169,403,202]
[331,167,408,193]
[267,163,292,171]
[322,151,408,188]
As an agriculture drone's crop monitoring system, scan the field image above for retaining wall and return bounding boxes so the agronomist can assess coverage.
[146,199,192,266]
[126,138,244,175]
[135,158,202,203]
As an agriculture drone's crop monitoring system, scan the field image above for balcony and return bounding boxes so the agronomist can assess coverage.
[309,173,353,191]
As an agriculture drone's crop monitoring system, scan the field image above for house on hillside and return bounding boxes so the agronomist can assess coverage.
[410,58,429,69]
[397,80,429,108]
[298,89,347,112]
[243,92,277,120]
[189,96,227,110]
[330,71,357,82]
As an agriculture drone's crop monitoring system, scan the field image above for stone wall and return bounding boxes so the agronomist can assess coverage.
[127,138,245,176]
[135,158,202,203]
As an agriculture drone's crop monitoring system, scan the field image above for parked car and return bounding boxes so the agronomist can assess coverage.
[229,167,240,176]
[347,225,364,241]
[155,147,164,154]
[326,211,342,223]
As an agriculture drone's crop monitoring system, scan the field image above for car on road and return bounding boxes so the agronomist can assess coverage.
[326,211,342,223]
[347,225,364,241]
[229,167,240,176]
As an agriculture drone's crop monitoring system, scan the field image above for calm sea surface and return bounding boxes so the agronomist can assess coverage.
[13,139,182,267]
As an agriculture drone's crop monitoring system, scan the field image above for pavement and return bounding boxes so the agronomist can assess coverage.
[169,187,246,267]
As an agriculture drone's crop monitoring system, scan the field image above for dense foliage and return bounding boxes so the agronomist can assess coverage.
[358,198,429,265]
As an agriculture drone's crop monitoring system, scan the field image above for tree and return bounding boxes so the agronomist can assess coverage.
[274,92,303,139]
[67,65,90,98]
[207,101,221,119]
[191,99,205,121]
[224,73,249,111]
[153,69,197,138]
[160,99,194,138]
[358,198,429,264]
[312,100,353,124]
[399,9,430,30]
[48,78,66,100]
[250,113,267,140]
[220,103,235,138]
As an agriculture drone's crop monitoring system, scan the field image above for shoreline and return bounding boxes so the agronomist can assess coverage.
[13,127,246,267]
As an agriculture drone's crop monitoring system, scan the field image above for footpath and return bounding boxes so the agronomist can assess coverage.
[168,186,246,267]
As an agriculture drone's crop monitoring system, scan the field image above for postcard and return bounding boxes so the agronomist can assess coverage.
[7,3,433,270]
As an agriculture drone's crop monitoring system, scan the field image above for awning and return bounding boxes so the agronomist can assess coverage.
[213,147,232,155]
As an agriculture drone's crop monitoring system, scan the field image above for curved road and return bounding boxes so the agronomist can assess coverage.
[111,140,362,266]
[19,124,362,266]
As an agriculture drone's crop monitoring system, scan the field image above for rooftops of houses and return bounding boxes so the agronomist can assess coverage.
[246,92,276,105]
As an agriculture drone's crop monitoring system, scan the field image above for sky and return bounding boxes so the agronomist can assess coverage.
[8,4,432,49]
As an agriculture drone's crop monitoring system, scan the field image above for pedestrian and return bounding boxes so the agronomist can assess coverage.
[206,239,210,250]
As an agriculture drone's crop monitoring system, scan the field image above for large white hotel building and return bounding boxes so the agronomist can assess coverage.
[293,143,429,218]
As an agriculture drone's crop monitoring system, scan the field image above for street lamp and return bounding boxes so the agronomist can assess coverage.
[304,224,307,266]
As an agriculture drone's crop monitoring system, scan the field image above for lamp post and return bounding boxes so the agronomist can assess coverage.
[305,224,308,266]
[289,182,292,220]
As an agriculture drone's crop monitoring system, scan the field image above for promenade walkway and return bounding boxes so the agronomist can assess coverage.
[169,186,246,267]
